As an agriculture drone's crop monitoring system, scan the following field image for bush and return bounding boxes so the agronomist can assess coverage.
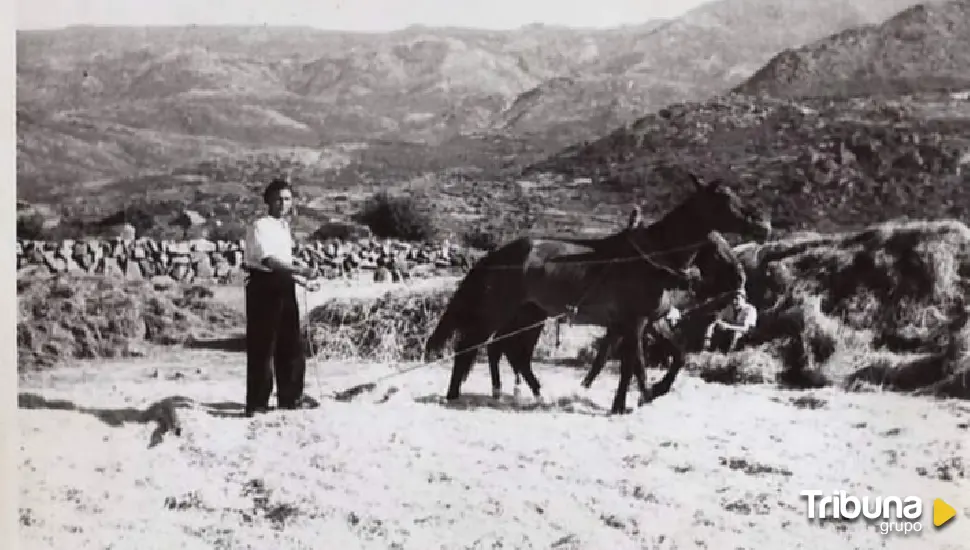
[461,228,501,251]
[205,220,248,242]
[353,191,435,242]
[16,214,47,240]
[96,207,156,236]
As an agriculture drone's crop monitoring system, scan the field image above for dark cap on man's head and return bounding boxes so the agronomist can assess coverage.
[263,177,292,204]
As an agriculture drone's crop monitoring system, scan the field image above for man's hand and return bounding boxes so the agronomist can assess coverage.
[305,279,321,292]
[298,266,316,279]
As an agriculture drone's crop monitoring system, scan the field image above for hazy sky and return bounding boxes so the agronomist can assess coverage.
[18,0,716,31]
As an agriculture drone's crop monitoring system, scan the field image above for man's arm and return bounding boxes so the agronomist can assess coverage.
[717,306,757,333]
[262,255,314,278]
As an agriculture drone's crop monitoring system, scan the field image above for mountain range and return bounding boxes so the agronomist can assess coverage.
[16,0,968,239]
[17,0,940,194]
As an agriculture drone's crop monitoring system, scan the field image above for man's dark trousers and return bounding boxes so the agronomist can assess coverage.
[245,270,306,411]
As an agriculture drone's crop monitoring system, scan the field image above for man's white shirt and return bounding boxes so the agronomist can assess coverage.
[717,301,758,331]
[245,216,293,272]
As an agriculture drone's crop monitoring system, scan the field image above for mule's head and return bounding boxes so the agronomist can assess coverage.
[682,265,703,289]
[693,230,747,297]
[684,174,771,242]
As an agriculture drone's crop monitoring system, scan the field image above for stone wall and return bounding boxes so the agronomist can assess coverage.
[16,236,473,284]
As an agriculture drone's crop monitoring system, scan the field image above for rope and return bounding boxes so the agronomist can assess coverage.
[468,239,712,272]
[317,234,731,399]
[339,311,571,393]
[300,285,327,403]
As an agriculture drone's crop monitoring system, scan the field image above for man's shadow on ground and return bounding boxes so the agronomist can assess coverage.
[18,393,251,448]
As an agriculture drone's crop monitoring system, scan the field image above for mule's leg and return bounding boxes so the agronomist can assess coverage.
[445,330,490,401]
[504,304,548,400]
[610,324,640,415]
[488,305,533,399]
[645,339,685,402]
[581,329,621,388]
[486,339,504,399]
[510,336,543,401]
[635,332,656,407]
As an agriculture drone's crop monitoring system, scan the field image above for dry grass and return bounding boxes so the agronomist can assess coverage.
[17,275,244,371]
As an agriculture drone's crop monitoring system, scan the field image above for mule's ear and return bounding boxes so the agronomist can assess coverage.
[688,173,707,190]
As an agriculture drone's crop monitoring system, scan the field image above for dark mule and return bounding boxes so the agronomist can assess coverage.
[424,175,771,414]
[577,230,747,390]
[487,229,747,397]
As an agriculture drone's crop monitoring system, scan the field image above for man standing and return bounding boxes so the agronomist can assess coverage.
[703,289,758,353]
[244,178,321,417]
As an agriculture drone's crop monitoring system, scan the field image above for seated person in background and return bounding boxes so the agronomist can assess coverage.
[703,289,757,353]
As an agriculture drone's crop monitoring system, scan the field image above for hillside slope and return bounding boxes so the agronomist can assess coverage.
[491,0,938,144]
[735,0,970,98]
[525,91,970,233]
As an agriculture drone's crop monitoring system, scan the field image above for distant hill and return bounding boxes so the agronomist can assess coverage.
[524,91,970,233]
[489,0,938,142]
[16,0,937,199]
[735,0,970,98]
[523,0,970,233]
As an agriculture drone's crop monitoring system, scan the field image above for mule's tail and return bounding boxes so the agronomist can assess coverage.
[425,265,484,357]
[425,294,462,357]
[425,237,532,358]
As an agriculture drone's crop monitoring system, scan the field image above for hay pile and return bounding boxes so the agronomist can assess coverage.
[695,219,970,397]
[305,285,564,364]
[305,287,452,362]
[17,275,245,370]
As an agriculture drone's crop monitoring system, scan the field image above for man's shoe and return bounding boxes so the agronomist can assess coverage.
[280,395,321,410]
[245,406,270,418]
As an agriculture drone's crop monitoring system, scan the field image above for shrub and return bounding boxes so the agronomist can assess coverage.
[461,228,501,251]
[16,214,47,240]
[206,220,248,242]
[96,207,156,236]
[353,191,435,242]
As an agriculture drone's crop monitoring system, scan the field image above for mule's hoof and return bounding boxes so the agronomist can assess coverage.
[610,406,634,415]
[513,386,522,397]
[637,392,654,407]
[445,392,460,402]
[491,388,502,400]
